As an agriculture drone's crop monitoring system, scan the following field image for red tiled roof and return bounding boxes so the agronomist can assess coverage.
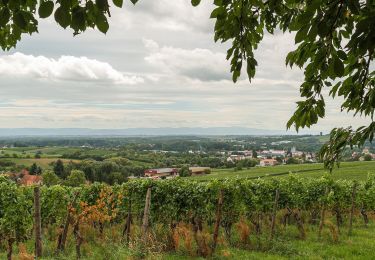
[261,159,277,162]
[19,169,42,186]
[19,174,42,185]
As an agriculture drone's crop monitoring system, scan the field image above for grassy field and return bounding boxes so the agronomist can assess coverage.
[2,222,375,259]
[165,223,375,259]
[2,158,79,168]
[0,146,114,158]
[0,147,66,158]
[192,161,375,181]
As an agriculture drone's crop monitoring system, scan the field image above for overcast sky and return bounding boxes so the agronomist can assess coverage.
[0,0,370,132]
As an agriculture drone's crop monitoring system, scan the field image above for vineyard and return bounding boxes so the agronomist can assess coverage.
[192,161,375,181]
[1,175,375,259]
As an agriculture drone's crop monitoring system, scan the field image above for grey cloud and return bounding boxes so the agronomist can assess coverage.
[0,2,367,131]
[112,0,214,34]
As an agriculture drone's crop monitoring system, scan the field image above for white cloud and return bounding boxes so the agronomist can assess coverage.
[0,52,143,85]
[143,39,230,81]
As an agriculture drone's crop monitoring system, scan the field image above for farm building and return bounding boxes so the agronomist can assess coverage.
[259,159,278,167]
[144,168,178,179]
[189,167,211,175]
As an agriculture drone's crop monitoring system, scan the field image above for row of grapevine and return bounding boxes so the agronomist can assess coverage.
[1,175,375,258]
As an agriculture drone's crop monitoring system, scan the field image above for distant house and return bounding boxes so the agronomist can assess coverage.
[304,152,317,162]
[144,168,178,179]
[227,151,253,162]
[189,167,211,175]
[227,155,245,161]
[226,157,234,163]
[363,148,370,154]
[292,151,304,158]
[239,150,253,157]
[258,149,286,159]
[270,150,286,157]
[259,159,278,167]
[352,152,359,158]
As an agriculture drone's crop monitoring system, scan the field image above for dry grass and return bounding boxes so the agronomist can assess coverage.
[195,230,212,257]
[324,220,339,242]
[170,223,194,255]
[236,218,251,246]
[17,243,33,260]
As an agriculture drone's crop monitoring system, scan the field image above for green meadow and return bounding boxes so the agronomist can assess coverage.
[192,161,375,181]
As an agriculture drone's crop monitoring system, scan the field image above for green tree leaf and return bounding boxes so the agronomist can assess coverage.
[113,0,123,8]
[54,7,71,28]
[96,13,109,33]
[210,7,224,19]
[0,8,11,27]
[333,57,345,77]
[337,50,347,60]
[71,7,86,32]
[191,0,200,7]
[96,0,109,11]
[13,12,27,30]
[38,1,54,18]
[295,26,309,44]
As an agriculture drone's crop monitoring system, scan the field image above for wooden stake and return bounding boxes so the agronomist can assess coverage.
[122,198,132,243]
[141,187,152,239]
[73,221,83,259]
[7,238,14,260]
[348,183,357,235]
[318,187,329,238]
[360,207,369,227]
[334,208,342,234]
[212,189,224,252]
[294,209,306,239]
[34,186,42,258]
[270,189,280,240]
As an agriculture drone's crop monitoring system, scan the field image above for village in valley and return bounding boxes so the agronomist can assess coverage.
[141,146,317,179]
[1,135,374,183]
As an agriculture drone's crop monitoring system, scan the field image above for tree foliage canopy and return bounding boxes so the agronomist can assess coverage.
[0,0,374,170]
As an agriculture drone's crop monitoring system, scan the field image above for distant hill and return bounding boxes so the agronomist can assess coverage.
[0,127,322,136]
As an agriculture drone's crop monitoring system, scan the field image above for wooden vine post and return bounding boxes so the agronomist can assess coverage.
[56,192,79,253]
[73,220,83,259]
[360,206,369,227]
[7,238,14,260]
[318,187,329,238]
[141,187,152,240]
[212,189,224,253]
[270,189,280,240]
[34,186,42,258]
[348,182,357,235]
[122,196,132,244]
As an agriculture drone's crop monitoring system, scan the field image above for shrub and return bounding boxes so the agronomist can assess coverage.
[204,168,211,174]
[65,170,86,186]
[42,170,60,186]
[364,154,372,161]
